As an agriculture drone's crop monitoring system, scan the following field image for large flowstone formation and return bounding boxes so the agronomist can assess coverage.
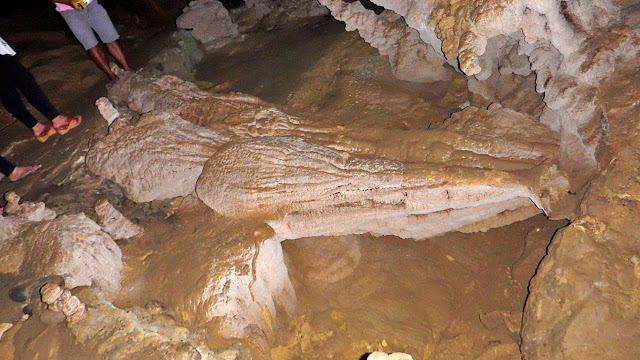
[6,0,637,358]
[84,0,640,352]
[84,69,574,356]
[96,71,570,236]
[197,136,548,240]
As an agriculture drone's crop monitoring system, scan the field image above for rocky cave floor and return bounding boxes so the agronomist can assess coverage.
[0,13,594,360]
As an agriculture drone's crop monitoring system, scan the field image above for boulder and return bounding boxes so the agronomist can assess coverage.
[177,0,238,47]
[0,212,122,299]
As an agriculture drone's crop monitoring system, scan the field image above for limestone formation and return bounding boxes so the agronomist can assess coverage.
[196,136,552,240]
[107,72,558,172]
[141,30,204,81]
[177,0,238,47]
[86,111,228,202]
[94,199,143,240]
[118,204,296,351]
[106,71,303,129]
[0,196,122,299]
[0,193,58,264]
[429,0,582,76]
[65,287,251,360]
[103,72,569,226]
[84,12,637,355]
[2,191,56,223]
[95,97,119,125]
[319,0,449,82]
[40,283,87,324]
[521,64,640,358]
[322,0,639,192]
[89,69,578,358]
[229,0,328,31]
[40,282,64,305]
[523,149,640,359]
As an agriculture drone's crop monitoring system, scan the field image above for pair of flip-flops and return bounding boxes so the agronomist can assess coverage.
[35,116,82,143]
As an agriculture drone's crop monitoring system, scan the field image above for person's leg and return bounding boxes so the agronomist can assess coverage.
[0,55,40,130]
[88,1,131,72]
[59,8,117,79]
[0,72,54,140]
[1,156,41,181]
[0,156,16,177]
[0,82,39,130]
[14,60,60,122]
[105,41,131,71]
[87,45,117,80]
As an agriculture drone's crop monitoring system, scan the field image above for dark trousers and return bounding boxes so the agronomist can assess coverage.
[0,155,15,177]
[0,54,59,129]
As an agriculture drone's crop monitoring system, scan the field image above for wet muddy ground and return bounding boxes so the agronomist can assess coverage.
[1,14,562,360]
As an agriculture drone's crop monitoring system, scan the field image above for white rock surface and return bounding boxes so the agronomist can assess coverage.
[196,136,548,240]
[86,111,228,202]
[94,199,143,240]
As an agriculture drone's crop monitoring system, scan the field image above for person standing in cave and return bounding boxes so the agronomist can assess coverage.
[51,0,132,81]
[0,156,40,182]
[0,36,82,142]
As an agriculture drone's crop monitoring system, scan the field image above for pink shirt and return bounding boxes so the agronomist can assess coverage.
[55,3,74,11]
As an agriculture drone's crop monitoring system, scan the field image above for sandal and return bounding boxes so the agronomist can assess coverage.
[54,115,82,135]
[36,126,57,143]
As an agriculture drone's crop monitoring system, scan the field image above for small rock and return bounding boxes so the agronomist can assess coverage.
[96,97,120,125]
[40,283,64,304]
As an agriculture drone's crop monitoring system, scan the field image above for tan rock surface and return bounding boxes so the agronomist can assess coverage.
[197,136,556,240]
[86,111,227,202]
[522,63,640,358]
[0,211,122,299]
[176,0,238,46]
[116,202,295,351]
[66,287,251,360]
[94,199,143,240]
[319,0,449,82]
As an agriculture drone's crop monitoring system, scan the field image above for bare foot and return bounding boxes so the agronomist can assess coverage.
[8,165,41,181]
